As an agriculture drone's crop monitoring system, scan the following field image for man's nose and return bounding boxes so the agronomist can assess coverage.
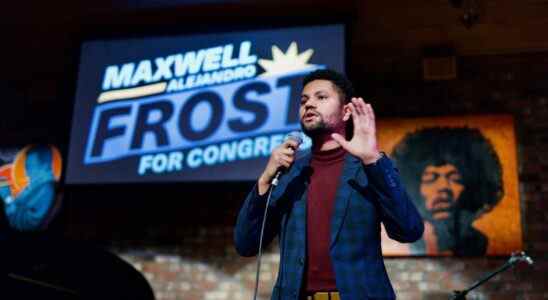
[437,188,454,199]
[304,102,313,110]
[435,176,452,191]
[303,98,317,109]
[435,177,455,199]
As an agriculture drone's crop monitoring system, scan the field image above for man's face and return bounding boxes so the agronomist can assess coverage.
[299,79,349,137]
[420,164,464,220]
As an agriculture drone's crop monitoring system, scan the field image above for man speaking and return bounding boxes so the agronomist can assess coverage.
[234,69,424,300]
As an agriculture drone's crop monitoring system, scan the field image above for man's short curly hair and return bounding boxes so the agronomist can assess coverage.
[302,69,354,105]
[391,127,504,216]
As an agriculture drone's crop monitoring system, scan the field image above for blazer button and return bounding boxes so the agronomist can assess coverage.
[299,257,305,265]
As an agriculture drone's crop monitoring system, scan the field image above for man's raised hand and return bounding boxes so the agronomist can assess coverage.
[331,97,382,165]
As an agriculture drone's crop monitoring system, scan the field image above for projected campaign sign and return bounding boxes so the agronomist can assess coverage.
[66,24,345,183]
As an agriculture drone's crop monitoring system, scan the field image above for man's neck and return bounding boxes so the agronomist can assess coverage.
[311,131,344,152]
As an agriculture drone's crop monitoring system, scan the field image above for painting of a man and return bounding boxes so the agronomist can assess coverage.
[391,127,504,255]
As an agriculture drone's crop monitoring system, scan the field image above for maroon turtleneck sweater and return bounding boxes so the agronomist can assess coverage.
[305,146,347,292]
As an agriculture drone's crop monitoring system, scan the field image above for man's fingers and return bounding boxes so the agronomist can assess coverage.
[352,98,366,115]
[282,155,294,164]
[272,141,297,170]
[350,99,360,115]
[284,139,300,150]
[278,156,293,168]
[349,103,364,129]
[366,104,376,121]
[352,99,376,129]
[349,103,359,120]
[277,152,294,164]
[349,101,366,127]
[281,147,295,155]
[362,103,376,129]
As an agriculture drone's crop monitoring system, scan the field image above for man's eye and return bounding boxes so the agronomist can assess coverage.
[448,173,463,183]
[421,173,439,183]
[318,95,327,100]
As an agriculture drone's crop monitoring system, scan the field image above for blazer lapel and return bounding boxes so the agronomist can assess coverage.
[330,154,362,249]
[293,153,312,236]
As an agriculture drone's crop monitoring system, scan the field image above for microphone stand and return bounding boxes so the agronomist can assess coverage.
[451,251,533,300]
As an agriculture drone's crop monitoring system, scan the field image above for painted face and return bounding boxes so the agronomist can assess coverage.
[299,79,349,137]
[420,164,464,220]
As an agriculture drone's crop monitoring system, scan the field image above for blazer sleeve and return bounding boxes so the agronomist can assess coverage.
[234,184,282,257]
[363,154,424,243]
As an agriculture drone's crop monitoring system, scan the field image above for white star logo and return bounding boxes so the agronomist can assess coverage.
[258,42,315,77]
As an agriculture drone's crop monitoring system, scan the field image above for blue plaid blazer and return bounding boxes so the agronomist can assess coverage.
[234,153,424,300]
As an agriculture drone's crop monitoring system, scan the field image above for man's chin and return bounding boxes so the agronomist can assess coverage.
[301,123,326,137]
[428,205,459,221]
[431,211,451,220]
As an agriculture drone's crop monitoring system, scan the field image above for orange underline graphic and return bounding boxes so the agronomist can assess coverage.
[97,82,168,103]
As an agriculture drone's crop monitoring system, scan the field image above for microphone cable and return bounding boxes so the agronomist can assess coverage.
[252,179,279,300]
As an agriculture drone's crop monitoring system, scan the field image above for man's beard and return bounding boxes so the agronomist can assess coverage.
[300,117,329,137]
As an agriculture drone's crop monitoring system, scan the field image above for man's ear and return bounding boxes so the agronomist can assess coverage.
[342,103,352,121]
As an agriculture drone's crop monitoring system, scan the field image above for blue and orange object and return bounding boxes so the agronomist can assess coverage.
[0,145,62,231]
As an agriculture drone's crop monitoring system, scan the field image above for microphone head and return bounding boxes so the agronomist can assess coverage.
[285,131,303,147]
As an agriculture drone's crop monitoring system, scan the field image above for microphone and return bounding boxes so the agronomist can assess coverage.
[271,131,303,186]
